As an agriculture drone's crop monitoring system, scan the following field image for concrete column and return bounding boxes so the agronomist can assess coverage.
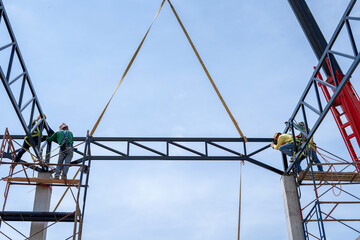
[281,174,305,240]
[356,236,360,240]
[29,172,52,240]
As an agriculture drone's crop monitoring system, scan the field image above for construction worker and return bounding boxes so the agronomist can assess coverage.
[271,132,306,174]
[46,123,74,179]
[272,127,323,174]
[271,132,297,159]
[296,122,323,172]
[14,114,53,162]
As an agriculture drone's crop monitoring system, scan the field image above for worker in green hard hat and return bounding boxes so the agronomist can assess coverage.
[295,122,323,172]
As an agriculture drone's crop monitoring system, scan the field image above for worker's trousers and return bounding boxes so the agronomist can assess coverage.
[279,142,295,157]
[55,148,73,178]
[15,137,41,162]
[279,142,323,173]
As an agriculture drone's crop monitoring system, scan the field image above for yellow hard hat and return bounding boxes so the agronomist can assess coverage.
[37,114,47,119]
[274,132,281,140]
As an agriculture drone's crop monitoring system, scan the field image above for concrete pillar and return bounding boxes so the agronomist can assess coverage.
[29,172,52,240]
[356,236,360,240]
[281,174,305,240]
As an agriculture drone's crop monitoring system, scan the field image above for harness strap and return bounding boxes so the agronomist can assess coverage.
[60,130,70,146]
[24,120,41,146]
[60,131,73,155]
[31,120,40,136]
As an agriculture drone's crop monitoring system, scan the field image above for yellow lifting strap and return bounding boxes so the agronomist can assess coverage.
[90,0,166,137]
[167,0,247,141]
[90,0,247,141]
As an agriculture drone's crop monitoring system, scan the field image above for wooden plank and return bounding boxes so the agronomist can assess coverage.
[301,172,360,182]
[6,177,80,185]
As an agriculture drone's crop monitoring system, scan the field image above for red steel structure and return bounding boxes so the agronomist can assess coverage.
[316,59,360,171]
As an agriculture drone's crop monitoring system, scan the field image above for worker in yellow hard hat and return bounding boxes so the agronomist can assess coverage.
[271,132,306,174]
[271,132,295,157]
[271,127,323,174]
[15,114,53,162]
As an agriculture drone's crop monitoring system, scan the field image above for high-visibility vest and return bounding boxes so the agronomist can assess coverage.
[24,119,41,146]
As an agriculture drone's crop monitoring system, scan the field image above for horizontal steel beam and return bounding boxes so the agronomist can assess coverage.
[1,135,274,142]
[1,135,283,175]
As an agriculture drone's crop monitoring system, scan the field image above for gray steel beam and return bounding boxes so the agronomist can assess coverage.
[0,0,52,160]
[1,135,283,174]
[3,135,273,142]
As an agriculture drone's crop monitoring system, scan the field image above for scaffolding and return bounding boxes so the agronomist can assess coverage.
[0,129,91,240]
[296,147,360,239]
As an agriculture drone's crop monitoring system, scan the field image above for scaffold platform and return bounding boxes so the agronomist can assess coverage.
[0,211,77,222]
[300,171,360,183]
[5,177,80,186]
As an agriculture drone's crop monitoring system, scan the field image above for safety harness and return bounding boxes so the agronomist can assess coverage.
[24,120,40,146]
[60,130,73,154]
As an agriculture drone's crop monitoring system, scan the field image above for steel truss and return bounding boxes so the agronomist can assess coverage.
[285,0,360,173]
[286,0,360,239]
[1,0,360,239]
[3,135,283,175]
[0,0,51,160]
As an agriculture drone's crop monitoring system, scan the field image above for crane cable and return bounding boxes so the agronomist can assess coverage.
[237,160,244,240]
[90,0,247,141]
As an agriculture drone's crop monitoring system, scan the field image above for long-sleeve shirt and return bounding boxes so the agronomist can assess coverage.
[46,130,73,145]
[273,134,293,150]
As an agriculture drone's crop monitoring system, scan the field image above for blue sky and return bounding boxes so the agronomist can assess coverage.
[1,0,359,239]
